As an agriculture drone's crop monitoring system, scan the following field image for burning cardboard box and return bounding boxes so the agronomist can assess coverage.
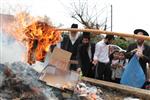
[39,48,79,89]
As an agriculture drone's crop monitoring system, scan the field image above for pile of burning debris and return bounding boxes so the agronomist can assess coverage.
[0,62,58,100]
[0,61,107,100]
[0,62,141,100]
[73,82,141,100]
[74,82,105,100]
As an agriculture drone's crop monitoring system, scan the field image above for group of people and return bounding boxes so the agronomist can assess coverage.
[52,23,150,88]
[109,50,127,83]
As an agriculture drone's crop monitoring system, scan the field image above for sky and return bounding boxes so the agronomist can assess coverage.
[1,0,150,34]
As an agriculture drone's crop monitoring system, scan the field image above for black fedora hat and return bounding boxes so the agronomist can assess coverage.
[82,32,90,39]
[134,29,149,36]
[71,23,78,28]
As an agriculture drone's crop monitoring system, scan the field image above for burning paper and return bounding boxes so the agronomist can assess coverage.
[24,21,61,64]
[3,12,61,65]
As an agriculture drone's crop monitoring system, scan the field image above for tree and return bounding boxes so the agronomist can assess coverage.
[68,0,110,30]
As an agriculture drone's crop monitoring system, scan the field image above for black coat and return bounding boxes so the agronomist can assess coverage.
[61,34,82,70]
[126,43,150,76]
[77,43,95,77]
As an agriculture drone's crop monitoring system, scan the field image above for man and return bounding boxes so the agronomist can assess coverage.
[77,32,95,78]
[61,24,82,71]
[93,35,114,81]
[126,29,150,79]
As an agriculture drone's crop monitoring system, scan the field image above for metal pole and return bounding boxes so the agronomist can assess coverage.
[111,5,113,31]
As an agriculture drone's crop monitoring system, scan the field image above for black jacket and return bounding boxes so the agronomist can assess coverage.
[77,43,95,77]
[126,43,150,75]
[61,34,82,70]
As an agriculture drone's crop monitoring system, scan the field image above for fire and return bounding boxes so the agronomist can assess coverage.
[8,12,61,64]
[24,21,61,64]
[5,12,34,42]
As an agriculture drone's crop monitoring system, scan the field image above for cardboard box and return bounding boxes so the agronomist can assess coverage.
[49,48,72,71]
[39,48,79,89]
[39,65,79,89]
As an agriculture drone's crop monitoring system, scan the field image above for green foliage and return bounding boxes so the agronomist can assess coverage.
[145,41,150,46]
[90,35,131,50]
[113,37,130,50]
[90,34,104,43]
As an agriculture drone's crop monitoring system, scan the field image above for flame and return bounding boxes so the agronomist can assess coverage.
[7,12,61,64]
[5,12,34,41]
[25,21,61,64]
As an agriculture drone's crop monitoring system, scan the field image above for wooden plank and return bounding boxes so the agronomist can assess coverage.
[58,28,150,41]
[82,77,150,99]
[69,60,78,64]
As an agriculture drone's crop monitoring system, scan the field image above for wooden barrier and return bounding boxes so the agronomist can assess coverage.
[82,77,150,99]
[58,28,150,41]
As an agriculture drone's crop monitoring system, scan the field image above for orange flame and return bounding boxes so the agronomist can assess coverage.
[25,21,61,64]
[7,12,61,64]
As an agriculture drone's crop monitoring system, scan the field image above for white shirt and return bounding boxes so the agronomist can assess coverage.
[94,40,109,63]
[69,32,80,44]
[137,44,144,52]
[88,45,92,59]
[136,44,144,59]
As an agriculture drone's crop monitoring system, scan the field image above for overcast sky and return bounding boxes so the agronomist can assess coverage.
[1,0,150,34]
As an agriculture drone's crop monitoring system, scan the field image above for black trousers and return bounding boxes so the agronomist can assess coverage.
[70,64,77,71]
[115,78,121,84]
[95,62,111,81]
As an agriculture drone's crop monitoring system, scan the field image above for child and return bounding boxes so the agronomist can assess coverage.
[109,50,120,82]
[115,51,128,83]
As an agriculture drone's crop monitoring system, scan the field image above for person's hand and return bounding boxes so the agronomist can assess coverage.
[111,64,117,68]
[136,50,143,58]
[92,60,98,65]
[76,68,81,74]
[118,64,123,68]
[131,48,138,53]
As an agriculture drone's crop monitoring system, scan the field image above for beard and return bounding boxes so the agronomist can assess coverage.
[83,43,89,49]
[137,40,144,46]
[105,42,110,45]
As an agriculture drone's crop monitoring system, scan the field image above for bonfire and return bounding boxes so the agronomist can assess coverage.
[7,12,61,65]
[24,21,61,64]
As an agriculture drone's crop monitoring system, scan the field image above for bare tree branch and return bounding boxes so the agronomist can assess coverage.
[68,0,109,29]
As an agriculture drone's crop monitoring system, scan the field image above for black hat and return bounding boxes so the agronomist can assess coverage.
[71,23,78,28]
[105,35,114,40]
[134,29,149,36]
[82,32,90,39]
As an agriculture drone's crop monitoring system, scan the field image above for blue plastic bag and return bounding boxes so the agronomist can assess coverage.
[120,55,146,88]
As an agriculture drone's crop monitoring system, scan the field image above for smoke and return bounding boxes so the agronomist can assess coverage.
[0,32,26,63]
